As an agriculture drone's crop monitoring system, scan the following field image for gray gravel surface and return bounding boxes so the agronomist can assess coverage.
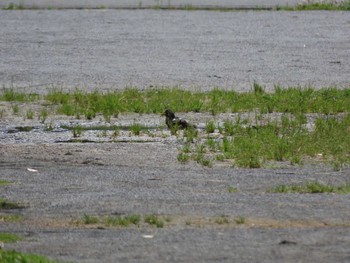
[0,0,305,9]
[1,141,350,262]
[1,10,349,92]
[1,7,350,263]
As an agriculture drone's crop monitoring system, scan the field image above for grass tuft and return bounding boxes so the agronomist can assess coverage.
[144,215,164,228]
[107,214,141,227]
[130,123,142,136]
[0,250,58,263]
[235,216,246,224]
[0,180,10,186]
[83,214,99,224]
[0,233,22,243]
[268,181,350,194]
[0,199,23,209]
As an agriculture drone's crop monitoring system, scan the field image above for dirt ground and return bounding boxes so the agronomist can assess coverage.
[1,109,350,262]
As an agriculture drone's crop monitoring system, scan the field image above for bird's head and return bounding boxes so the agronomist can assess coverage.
[164,109,176,119]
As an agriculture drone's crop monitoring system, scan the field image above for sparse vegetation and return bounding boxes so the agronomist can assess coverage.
[205,121,216,133]
[177,152,190,163]
[215,215,229,225]
[83,214,99,224]
[235,216,246,224]
[0,180,10,186]
[72,125,83,138]
[0,250,58,263]
[1,86,349,117]
[107,214,141,227]
[268,181,350,194]
[0,233,22,243]
[39,109,48,123]
[0,199,23,210]
[12,104,19,115]
[144,214,164,228]
[130,123,142,136]
[228,186,238,193]
[26,109,34,119]
[1,86,350,168]
[0,214,24,222]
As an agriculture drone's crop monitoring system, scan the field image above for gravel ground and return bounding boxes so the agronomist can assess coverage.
[1,111,350,262]
[1,7,350,263]
[0,0,307,9]
[1,10,349,92]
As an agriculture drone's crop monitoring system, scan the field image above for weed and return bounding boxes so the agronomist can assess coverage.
[206,138,218,152]
[0,250,58,263]
[0,109,4,118]
[228,186,238,193]
[45,123,54,132]
[2,86,349,116]
[72,125,83,138]
[213,114,350,168]
[215,215,229,225]
[107,214,141,227]
[130,123,142,136]
[113,127,120,137]
[0,199,23,209]
[193,152,212,167]
[5,3,24,10]
[182,143,191,153]
[12,105,19,115]
[101,130,108,137]
[0,214,24,222]
[26,109,34,119]
[183,127,198,142]
[144,214,164,228]
[253,81,265,94]
[268,181,350,194]
[177,152,190,163]
[0,180,10,186]
[205,121,216,133]
[83,214,99,224]
[185,220,192,226]
[235,216,246,224]
[200,158,213,167]
[39,109,48,123]
[215,154,225,161]
[0,233,22,243]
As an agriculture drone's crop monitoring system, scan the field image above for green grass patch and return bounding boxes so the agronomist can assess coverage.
[177,152,190,163]
[215,215,229,225]
[235,216,246,224]
[0,214,24,222]
[218,114,350,168]
[0,180,10,186]
[205,121,216,133]
[228,186,238,193]
[106,214,141,227]
[130,123,142,136]
[0,199,24,209]
[1,86,350,117]
[144,215,164,228]
[0,233,22,243]
[0,250,59,263]
[180,112,350,168]
[268,181,350,194]
[83,214,100,224]
[281,1,350,11]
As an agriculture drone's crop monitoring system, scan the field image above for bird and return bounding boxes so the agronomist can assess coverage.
[164,109,196,132]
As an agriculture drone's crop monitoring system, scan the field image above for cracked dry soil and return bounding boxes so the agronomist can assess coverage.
[1,112,350,263]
